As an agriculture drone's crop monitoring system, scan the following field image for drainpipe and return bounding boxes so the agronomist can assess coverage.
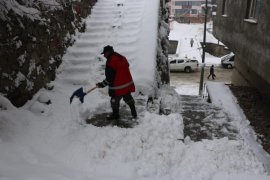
[199,0,208,96]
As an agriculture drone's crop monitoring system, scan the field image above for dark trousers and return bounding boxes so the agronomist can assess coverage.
[208,73,216,80]
[110,94,137,118]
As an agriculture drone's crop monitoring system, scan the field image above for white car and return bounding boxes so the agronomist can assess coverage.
[221,52,235,69]
[169,58,199,72]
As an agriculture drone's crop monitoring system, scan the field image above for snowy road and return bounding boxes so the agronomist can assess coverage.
[0,1,270,179]
[170,66,233,95]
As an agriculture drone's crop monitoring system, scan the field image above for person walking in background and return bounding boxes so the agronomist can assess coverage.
[208,65,216,80]
[96,45,137,120]
[190,38,194,47]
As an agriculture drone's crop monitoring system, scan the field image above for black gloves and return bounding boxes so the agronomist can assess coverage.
[96,82,105,88]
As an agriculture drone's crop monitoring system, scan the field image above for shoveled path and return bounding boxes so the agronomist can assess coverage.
[180,95,239,141]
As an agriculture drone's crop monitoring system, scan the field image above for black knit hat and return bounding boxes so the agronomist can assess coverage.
[101,45,114,54]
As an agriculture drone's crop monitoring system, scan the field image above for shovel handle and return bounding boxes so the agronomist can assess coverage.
[86,86,97,94]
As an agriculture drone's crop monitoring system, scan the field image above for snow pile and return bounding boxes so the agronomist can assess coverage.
[159,85,182,114]
[213,172,270,180]
[0,95,15,111]
[173,138,266,179]
[1,99,268,179]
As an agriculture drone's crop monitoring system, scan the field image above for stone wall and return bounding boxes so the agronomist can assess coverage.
[0,0,96,106]
[156,0,170,86]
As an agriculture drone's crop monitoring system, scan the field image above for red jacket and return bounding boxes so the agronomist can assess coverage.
[101,52,135,97]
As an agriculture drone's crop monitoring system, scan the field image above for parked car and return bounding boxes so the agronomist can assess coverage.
[221,52,235,69]
[169,58,199,72]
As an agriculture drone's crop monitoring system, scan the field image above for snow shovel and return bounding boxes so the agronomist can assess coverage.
[70,86,97,104]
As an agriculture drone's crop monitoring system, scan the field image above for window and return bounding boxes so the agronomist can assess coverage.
[222,0,228,15]
[175,9,190,15]
[191,9,198,14]
[229,56,235,62]
[175,1,204,6]
[178,60,185,63]
[246,0,260,20]
[170,60,176,64]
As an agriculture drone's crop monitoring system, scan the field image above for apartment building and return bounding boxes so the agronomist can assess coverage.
[169,0,212,23]
[213,0,270,98]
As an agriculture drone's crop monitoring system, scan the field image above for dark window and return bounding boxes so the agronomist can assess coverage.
[246,0,260,19]
[229,56,235,61]
[222,0,228,15]
[175,9,190,15]
[191,9,198,14]
[178,60,185,63]
[175,1,204,6]
[170,60,176,64]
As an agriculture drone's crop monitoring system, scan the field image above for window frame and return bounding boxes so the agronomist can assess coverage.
[222,0,228,16]
[170,60,177,64]
[246,0,259,21]
[178,60,185,63]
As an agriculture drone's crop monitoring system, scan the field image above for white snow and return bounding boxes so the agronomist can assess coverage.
[0,0,62,21]
[0,0,270,179]
[14,72,26,87]
[175,84,199,95]
[17,52,26,66]
[213,172,270,180]
[0,0,41,21]
[169,21,223,65]
[206,82,270,173]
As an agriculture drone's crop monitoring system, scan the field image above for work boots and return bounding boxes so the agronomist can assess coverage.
[106,110,120,120]
[128,103,137,119]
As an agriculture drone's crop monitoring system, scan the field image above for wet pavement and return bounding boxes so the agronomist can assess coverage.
[86,109,138,128]
[180,95,239,141]
[170,66,233,95]
[86,96,148,128]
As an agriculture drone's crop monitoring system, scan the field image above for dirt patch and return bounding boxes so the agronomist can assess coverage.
[230,86,270,154]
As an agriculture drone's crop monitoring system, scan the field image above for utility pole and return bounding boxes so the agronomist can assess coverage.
[199,0,208,96]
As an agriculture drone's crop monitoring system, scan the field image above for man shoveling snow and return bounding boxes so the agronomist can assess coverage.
[70,45,137,122]
[96,45,137,120]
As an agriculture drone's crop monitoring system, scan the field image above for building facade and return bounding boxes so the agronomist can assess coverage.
[213,0,270,98]
[169,0,212,23]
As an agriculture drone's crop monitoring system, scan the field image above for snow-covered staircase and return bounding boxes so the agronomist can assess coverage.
[57,0,144,86]
[180,95,239,141]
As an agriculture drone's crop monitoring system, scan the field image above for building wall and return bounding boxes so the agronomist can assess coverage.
[169,0,212,23]
[170,0,206,16]
[213,0,270,98]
